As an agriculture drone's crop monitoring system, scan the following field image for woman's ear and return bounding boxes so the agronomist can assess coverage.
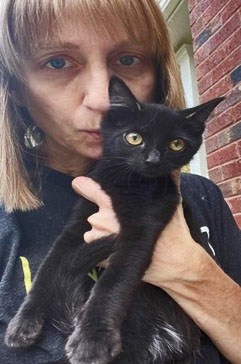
[9,76,26,106]
[10,90,25,106]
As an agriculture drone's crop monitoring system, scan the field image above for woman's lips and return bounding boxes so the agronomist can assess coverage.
[81,130,102,142]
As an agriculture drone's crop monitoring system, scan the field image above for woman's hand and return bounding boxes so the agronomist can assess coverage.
[72,174,198,284]
[72,176,120,243]
[72,175,241,363]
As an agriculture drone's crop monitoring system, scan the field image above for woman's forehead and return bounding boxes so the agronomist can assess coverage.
[34,15,151,54]
[12,1,160,65]
[41,18,128,43]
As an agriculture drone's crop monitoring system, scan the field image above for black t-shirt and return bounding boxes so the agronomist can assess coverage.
[0,167,240,363]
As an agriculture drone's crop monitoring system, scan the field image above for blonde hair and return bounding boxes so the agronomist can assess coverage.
[0,0,185,212]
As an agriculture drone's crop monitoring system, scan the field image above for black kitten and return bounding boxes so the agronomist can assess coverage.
[5,77,223,364]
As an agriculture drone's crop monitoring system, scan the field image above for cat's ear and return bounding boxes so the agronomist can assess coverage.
[182,97,224,122]
[108,76,141,112]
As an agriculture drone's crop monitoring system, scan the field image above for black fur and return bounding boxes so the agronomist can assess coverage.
[5,77,224,364]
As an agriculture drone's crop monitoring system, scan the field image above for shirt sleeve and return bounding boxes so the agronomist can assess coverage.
[0,206,22,282]
[209,183,241,286]
[0,207,67,363]
[192,176,241,286]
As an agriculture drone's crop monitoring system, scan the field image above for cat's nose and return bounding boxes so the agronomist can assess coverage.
[145,149,161,165]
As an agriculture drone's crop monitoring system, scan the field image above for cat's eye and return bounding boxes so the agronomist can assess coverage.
[124,132,143,146]
[168,139,186,152]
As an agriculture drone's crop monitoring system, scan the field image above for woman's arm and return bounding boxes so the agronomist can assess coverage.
[72,176,241,363]
[143,204,241,364]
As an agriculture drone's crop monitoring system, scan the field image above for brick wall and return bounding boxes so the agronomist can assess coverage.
[188,0,241,227]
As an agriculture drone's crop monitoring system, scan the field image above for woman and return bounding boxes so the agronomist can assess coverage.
[0,0,240,363]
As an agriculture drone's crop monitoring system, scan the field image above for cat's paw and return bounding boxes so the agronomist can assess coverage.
[65,325,121,364]
[5,311,44,349]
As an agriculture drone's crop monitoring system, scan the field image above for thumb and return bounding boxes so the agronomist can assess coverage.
[72,176,113,208]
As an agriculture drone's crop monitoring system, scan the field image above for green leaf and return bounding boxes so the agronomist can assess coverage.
[88,267,99,282]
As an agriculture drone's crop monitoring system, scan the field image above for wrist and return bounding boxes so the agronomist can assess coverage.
[161,244,221,304]
[160,249,241,363]
[146,238,206,290]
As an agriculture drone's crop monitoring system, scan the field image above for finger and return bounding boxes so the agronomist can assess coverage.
[72,176,113,207]
[84,228,112,243]
[97,258,109,269]
[87,209,120,234]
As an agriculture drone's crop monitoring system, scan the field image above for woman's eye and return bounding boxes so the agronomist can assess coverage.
[124,132,143,146]
[168,139,186,152]
[117,56,140,67]
[45,58,72,70]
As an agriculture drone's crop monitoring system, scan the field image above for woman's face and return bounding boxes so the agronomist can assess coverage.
[21,19,156,174]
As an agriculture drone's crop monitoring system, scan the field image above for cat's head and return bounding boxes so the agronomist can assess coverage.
[101,77,224,178]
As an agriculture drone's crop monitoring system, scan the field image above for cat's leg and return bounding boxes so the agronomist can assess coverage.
[5,251,71,348]
[5,236,115,349]
[5,240,70,349]
[65,180,180,364]
[65,220,173,364]
[5,198,102,349]
[171,358,196,364]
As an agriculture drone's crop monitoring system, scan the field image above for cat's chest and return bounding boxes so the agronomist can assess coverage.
[104,176,175,212]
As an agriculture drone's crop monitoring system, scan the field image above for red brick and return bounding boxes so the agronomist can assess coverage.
[232,101,241,123]
[194,20,222,52]
[217,88,241,114]
[189,0,212,26]
[227,196,241,214]
[196,58,211,81]
[194,12,240,66]
[207,143,238,169]
[219,177,241,198]
[199,47,241,94]
[201,75,232,101]
[206,109,234,137]
[196,28,241,80]
[205,134,219,153]
[221,0,241,24]
[198,71,213,95]
[188,0,199,12]
[209,166,223,183]
[212,46,241,82]
[222,160,241,180]
[191,0,227,39]
[217,129,231,148]
[238,140,241,156]
[234,213,241,228]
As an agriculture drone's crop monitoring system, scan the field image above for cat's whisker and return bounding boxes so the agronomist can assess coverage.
[96,163,131,184]
[110,166,132,184]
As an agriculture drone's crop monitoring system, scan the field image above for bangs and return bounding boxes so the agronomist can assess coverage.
[9,0,163,62]
[2,0,181,108]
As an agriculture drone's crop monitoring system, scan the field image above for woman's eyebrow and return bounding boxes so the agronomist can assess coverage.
[112,41,146,51]
[36,42,81,51]
[32,40,147,58]
[37,39,144,51]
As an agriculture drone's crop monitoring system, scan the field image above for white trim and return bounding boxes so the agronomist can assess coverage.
[176,45,209,177]
[158,0,180,17]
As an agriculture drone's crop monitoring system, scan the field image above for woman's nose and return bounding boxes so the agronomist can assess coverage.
[83,69,110,114]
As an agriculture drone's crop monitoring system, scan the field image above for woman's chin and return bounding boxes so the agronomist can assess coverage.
[84,146,103,160]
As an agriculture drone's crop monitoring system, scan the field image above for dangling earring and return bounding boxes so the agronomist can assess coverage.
[24,123,44,148]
